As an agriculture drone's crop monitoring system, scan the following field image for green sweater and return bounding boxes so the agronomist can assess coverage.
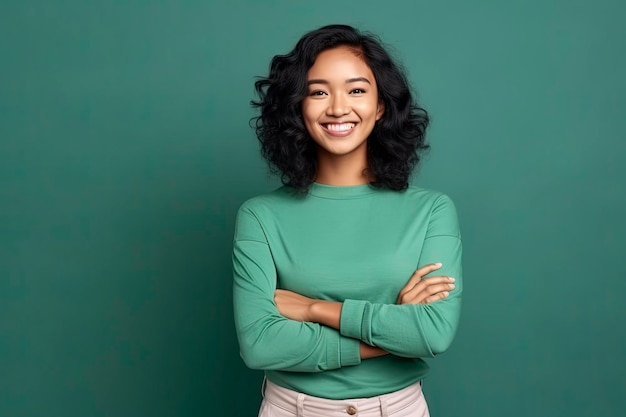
[232,183,463,399]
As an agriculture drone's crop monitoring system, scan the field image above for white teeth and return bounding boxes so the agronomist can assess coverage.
[324,123,355,131]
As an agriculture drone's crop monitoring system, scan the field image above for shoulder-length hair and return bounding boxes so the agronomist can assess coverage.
[251,24,430,192]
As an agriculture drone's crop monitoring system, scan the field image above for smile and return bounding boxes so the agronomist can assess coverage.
[321,123,356,135]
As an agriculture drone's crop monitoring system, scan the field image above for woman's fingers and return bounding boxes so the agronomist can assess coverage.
[397,263,443,299]
[420,291,450,305]
[399,280,453,304]
[397,277,455,305]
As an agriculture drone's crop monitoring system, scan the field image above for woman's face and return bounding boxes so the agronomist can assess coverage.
[301,46,384,160]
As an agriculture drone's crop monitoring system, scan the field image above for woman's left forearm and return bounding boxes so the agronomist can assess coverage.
[310,301,388,359]
[309,300,342,329]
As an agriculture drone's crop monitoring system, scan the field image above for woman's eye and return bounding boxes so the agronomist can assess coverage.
[350,88,366,94]
[309,90,327,96]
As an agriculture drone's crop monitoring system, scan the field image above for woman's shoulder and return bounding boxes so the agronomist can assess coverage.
[237,186,298,214]
[400,185,456,206]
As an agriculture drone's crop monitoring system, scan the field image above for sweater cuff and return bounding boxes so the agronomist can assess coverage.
[340,299,367,340]
[339,336,361,367]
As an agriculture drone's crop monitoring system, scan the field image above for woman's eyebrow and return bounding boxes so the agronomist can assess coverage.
[345,77,371,84]
[307,77,372,85]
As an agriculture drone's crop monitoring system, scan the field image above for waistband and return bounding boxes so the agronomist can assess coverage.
[262,379,425,416]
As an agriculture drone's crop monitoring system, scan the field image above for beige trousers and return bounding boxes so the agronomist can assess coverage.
[258,379,430,417]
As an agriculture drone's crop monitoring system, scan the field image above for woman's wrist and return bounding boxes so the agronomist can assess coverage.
[360,343,389,359]
[308,301,388,359]
[309,300,342,330]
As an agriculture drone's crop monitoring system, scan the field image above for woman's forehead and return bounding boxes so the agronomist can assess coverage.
[307,47,375,81]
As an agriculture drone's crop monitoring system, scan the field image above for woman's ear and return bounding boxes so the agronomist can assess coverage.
[376,101,385,120]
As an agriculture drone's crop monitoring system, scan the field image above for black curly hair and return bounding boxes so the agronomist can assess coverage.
[251,24,430,192]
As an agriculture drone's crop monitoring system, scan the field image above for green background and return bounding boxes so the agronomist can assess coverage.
[1,1,624,416]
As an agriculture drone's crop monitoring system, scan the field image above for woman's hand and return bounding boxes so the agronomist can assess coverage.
[274,290,342,328]
[396,263,455,305]
[274,289,316,322]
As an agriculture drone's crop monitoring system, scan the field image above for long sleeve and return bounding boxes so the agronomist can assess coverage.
[339,194,463,358]
[232,207,361,372]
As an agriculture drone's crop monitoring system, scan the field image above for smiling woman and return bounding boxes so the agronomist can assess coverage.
[302,47,384,185]
[234,24,462,417]
[250,24,430,192]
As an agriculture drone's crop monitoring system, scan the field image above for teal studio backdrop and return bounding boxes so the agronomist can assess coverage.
[1,1,624,416]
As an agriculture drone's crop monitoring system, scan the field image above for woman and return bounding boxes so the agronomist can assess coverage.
[233,24,462,417]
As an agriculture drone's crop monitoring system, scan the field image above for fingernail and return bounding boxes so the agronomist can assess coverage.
[449,284,455,289]
[435,262,443,267]
[449,277,455,282]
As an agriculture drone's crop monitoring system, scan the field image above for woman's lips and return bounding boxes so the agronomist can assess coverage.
[321,122,356,137]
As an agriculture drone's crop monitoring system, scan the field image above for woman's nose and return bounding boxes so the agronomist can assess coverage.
[326,94,350,116]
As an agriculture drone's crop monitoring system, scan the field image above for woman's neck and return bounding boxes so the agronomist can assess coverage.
[314,150,373,186]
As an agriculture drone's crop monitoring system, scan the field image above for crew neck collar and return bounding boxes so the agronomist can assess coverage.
[308,182,376,199]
